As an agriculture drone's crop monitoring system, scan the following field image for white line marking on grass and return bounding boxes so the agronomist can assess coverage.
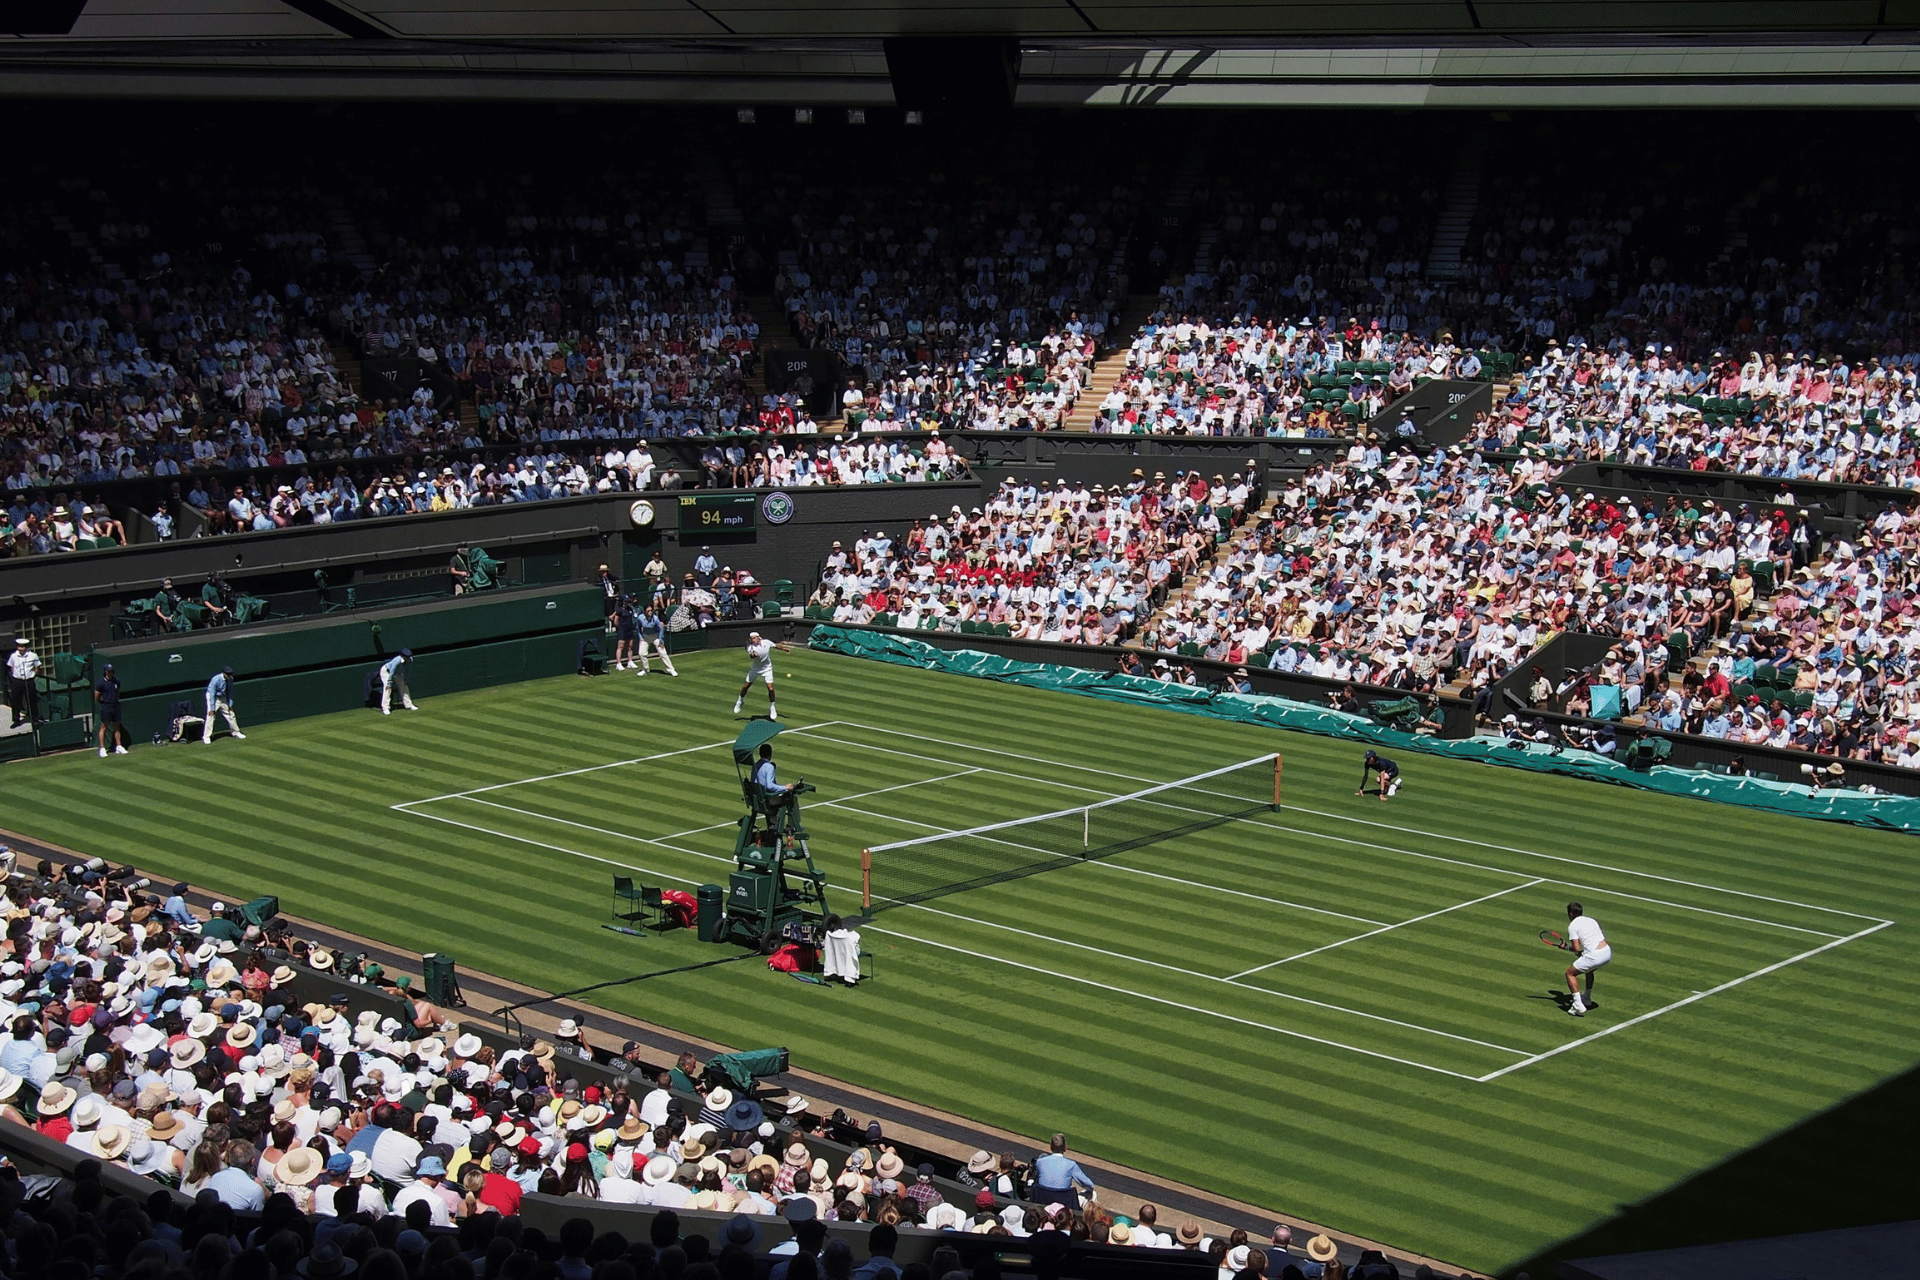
[397,807,705,886]
[653,770,983,843]
[450,767,984,853]
[1268,804,1892,926]
[825,721,1889,928]
[403,791,1520,1064]
[1474,920,1898,1082]
[394,721,851,807]
[881,893,1533,1056]
[860,924,1493,1082]
[830,802,1390,927]
[1231,879,1548,979]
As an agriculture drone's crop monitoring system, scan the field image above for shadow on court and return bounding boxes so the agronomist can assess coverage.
[1500,1062,1920,1278]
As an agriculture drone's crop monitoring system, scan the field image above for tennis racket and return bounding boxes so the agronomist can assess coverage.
[1539,929,1574,952]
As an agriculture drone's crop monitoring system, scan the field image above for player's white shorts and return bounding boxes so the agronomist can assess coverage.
[746,662,774,686]
[1573,945,1612,973]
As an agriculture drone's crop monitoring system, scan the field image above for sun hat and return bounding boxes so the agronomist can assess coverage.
[1110,1223,1134,1245]
[1177,1220,1203,1245]
[1308,1235,1339,1263]
[277,1147,322,1186]
[147,1112,182,1141]
[875,1151,904,1180]
[966,1150,995,1174]
[1226,1245,1251,1271]
[725,1098,764,1132]
[170,1039,206,1069]
[617,1116,649,1142]
[704,1086,734,1112]
[224,1023,256,1050]
[642,1155,677,1186]
[38,1082,77,1115]
[452,1034,482,1058]
[783,1141,810,1168]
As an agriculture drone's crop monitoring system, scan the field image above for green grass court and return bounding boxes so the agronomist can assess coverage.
[6,645,1917,1273]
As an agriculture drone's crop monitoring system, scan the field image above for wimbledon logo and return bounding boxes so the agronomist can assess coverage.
[761,491,795,525]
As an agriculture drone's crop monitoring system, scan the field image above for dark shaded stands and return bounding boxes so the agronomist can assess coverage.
[0,955,1216,1280]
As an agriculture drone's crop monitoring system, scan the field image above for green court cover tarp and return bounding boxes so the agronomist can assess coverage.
[807,625,1920,835]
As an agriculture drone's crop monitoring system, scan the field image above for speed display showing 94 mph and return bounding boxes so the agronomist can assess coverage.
[678,492,757,532]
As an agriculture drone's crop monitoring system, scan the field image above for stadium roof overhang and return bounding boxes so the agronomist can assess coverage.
[6,1,1920,106]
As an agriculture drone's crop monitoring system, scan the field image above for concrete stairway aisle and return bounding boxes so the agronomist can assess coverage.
[1062,294,1158,430]
[743,294,794,405]
[1425,126,1490,284]
[695,152,745,233]
[320,193,377,275]
[1133,494,1279,644]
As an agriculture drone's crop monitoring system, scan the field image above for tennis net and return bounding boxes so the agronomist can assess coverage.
[858,753,1281,911]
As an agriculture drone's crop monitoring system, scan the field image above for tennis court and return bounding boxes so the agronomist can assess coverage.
[3,645,1912,1271]
[391,716,1890,1085]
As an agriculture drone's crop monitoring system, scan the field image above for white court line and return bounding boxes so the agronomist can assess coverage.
[450,768,984,852]
[859,923,1490,1082]
[651,770,983,843]
[823,721,1890,927]
[800,724,1873,938]
[395,720,1892,1078]
[884,890,1533,1056]
[1475,919,1898,1083]
[399,806,703,886]
[1231,879,1548,980]
[391,721,848,807]
[397,793,1522,1067]
[829,801,1390,927]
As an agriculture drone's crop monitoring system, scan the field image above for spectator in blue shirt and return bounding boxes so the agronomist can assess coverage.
[1031,1133,1095,1203]
[202,667,245,744]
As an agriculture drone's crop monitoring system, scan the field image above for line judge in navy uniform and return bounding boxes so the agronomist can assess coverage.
[95,662,128,757]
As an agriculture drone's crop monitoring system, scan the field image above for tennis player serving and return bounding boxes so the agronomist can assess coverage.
[1561,901,1611,1016]
[733,630,793,720]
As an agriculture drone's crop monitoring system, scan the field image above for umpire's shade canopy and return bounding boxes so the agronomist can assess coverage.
[731,718,788,766]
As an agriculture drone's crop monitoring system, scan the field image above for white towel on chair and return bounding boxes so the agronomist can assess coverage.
[823,928,862,983]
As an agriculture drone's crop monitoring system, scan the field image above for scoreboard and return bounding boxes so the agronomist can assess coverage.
[677,492,757,533]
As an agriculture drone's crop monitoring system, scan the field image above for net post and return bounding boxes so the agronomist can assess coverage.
[861,849,872,910]
[1272,753,1283,810]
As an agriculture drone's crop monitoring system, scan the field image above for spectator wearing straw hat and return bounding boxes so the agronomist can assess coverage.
[554,1018,592,1060]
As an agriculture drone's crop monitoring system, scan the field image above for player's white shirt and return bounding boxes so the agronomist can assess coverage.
[1568,914,1607,952]
[745,638,775,674]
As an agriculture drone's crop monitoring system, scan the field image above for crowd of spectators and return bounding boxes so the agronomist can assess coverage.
[0,850,1436,1280]
[1462,344,1920,487]
[1089,315,1437,437]
[806,469,1256,644]
[1138,450,1808,709]
[755,135,1139,434]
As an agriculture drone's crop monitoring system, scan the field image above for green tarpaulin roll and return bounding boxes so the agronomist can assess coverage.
[806,625,1920,835]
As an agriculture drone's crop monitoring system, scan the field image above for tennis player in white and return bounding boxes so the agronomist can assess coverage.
[1563,901,1611,1016]
[733,631,792,719]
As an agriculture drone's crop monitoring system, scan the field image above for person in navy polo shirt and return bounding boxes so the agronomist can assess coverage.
[94,663,128,758]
